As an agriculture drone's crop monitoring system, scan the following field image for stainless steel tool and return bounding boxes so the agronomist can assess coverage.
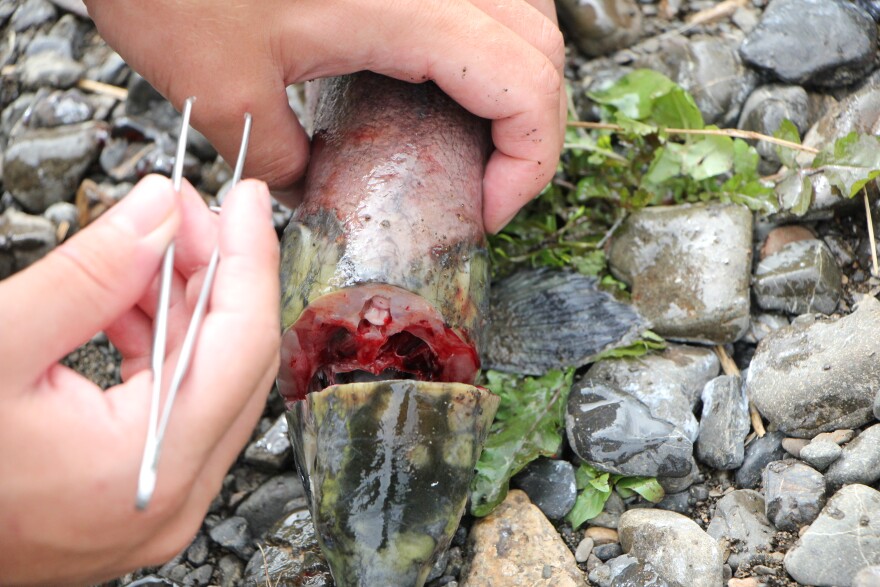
[136,103,253,510]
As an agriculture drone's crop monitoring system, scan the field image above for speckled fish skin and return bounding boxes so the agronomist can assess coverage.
[278,72,491,402]
[288,381,499,587]
[277,73,496,587]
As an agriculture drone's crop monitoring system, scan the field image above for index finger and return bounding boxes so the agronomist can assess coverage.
[161,179,280,456]
[353,1,564,233]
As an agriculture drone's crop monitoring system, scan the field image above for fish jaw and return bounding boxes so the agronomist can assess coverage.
[287,380,499,587]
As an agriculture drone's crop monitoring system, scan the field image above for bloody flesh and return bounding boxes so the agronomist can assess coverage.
[278,284,480,401]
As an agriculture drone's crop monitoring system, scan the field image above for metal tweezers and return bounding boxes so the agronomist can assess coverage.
[136,99,253,509]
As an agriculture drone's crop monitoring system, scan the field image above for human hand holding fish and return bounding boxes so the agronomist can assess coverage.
[84,0,566,232]
[0,176,280,584]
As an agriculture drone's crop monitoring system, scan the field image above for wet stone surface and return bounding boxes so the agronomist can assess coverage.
[762,460,826,532]
[618,508,724,587]
[696,375,750,470]
[566,379,693,478]
[706,489,776,571]
[607,203,753,344]
[824,423,880,491]
[739,0,878,88]
[753,239,842,315]
[784,484,880,587]
[510,457,577,520]
[747,296,880,437]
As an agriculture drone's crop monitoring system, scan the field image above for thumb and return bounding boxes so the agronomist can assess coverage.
[0,175,180,380]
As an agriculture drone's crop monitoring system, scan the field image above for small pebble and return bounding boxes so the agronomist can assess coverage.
[575,537,594,563]
[585,526,619,545]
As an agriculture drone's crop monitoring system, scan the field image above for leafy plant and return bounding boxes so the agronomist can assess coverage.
[469,369,574,517]
[773,124,880,215]
[489,69,777,280]
[566,464,665,530]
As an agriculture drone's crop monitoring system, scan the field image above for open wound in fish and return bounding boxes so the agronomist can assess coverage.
[278,283,480,403]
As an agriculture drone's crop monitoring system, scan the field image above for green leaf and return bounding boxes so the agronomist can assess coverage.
[587,69,677,120]
[470,369,575,517]
[773,119,802,169]
[775,169,813,215]
[642,145,683,185]
[651,86,704,130]
[682,134,734,180]
[615,476,665,503]
[614,112,657,136]
[566,485,611,530]
[592,330,666,360]
[813,132,880,198]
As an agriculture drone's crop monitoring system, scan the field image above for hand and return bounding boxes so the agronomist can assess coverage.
[83,0,566,233]
[0,175,280,584]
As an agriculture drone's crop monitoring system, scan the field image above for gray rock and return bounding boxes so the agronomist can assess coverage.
[618,509,724,587]
[696,375,750,470]
[612,559,681,587]
[590,491,627,530]
[737,85,817,173]
[243,415,292,471]
[216,555,243,587]
[25,34,73,59]
[0,207,56,278]
[656,457,700,494]
[185,533,209,566]
[747,296,880,437]
[635,33,757,126]
[566,380,693,478]
[655,490,691,515]
[20,51,84,90]
[763,460,826,532]
[209,516,254,561]
[10,0,56,31]
[594,543,624,561]
[243,509,332,587]
[854,566,880,587]
[3,121,107,213]
[799,439,843,471]
[235,474,304,538]
[797,69,880,167]
[706,489,775,571]
[575,537,595,563]
[585,350,702,441]
[511,457,577,520]
[753,239,842,315]
[740,0,877,88]
[556,0,642,58]
[743,312,790,344]
[182,564,213,586]
[30,89,94,128]
[607,203,752,344]
[785,484,880,587]
[782,437,810,458]
[825,424,880,490]
[735,431,788,489]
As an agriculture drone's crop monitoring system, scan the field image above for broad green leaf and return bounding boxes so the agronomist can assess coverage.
[615,476,665,503]
[470,369,574,517]
[680,134,734,180]
[773,119,802,169]
[589,473,611,493]
[719,173,778,214]
[651,87,704,130]
[813,132,880,198]
[643,145,683,185]
[592,330,666,361]
[775,169,813,215]
[587,69,677,120]
[732,138,762,179]
[566,485,611,530]
[573,250,607,277]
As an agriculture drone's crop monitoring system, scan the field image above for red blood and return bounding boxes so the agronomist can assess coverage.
[278,284,480,402]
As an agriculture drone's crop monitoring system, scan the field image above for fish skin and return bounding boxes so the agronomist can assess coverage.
[278,72,491,403]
